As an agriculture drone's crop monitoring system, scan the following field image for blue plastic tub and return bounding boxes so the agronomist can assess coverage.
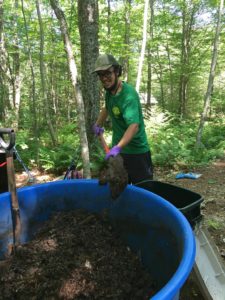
[0,180,195,300]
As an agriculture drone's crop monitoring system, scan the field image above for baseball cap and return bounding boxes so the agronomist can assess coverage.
[92,54,119,73]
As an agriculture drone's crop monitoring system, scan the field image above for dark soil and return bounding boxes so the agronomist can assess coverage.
[12,157,225,299]
[0,210,154,300]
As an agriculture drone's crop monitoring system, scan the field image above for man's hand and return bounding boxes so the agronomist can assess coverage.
[93,124,104,136]
[105,146,121,160]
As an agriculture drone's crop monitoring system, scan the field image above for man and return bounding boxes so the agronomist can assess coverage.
[93,54,153,184]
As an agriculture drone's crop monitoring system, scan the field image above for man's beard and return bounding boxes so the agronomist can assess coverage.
[104,77,118,92]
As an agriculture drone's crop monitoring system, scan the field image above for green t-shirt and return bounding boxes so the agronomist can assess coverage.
[105,82,150,154]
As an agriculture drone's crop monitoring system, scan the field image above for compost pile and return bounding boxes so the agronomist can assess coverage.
[99,155,128,199]
[0,210,154,300]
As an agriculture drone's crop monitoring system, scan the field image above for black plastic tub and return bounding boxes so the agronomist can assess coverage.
[135,180,204,228]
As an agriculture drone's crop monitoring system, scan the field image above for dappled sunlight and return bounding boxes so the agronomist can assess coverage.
[16,169,56,188]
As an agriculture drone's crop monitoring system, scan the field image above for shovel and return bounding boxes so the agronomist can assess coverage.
[98,133,128,199]
[0,128,21,254]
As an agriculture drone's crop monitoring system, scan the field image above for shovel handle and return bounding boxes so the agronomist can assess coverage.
[99,134,110,154]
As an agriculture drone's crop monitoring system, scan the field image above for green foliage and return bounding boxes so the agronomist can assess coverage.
[207,218,222,230]
[13,108,225,176]
[1,0,225,177]
[39,143,79,174]
[15,123,107,176]
[14,131,35,171]
[14,124,79,174]
[146,110,225,168]
[201,121,225,148]
[38,124,82,174]
[89,147,105,178]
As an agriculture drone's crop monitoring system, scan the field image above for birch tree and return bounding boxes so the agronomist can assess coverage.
[50,0,91,178]
[196,0,224,147]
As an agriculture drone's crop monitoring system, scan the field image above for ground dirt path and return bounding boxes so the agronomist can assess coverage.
[155,158,225,260]
[155,158,225,299]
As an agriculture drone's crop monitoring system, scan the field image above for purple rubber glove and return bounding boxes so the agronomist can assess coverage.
[93,124,104,136]
[105,146,121,160]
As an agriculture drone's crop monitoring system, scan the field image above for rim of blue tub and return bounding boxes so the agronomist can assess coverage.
[130,182,196,300]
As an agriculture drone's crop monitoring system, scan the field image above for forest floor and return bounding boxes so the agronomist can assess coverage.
[14,157,225,299]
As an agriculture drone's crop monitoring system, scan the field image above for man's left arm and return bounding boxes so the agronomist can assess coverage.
[105,123,139,160]
[117,123,139,149]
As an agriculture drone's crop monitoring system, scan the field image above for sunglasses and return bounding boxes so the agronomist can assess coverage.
[97,69,114,79]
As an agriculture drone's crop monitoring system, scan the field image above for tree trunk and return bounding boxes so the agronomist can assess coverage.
[11,0,21,130]
[0,74,8,121]
[49,61,57,115]
[0,0,13,121]
[107,0,111,36]
[147,0,154,105]
[0,0,11,83]
[136,0,149,93]
[196,0,224,148]
[50,0,91,179]
[21,0,40,165]
[0,0,6,121]
[178,0,196,118]
[156,46,165,109]
[77,0,99,147]
[123,0,131,81]
[36,0,58,146]
[165,42,174,106]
